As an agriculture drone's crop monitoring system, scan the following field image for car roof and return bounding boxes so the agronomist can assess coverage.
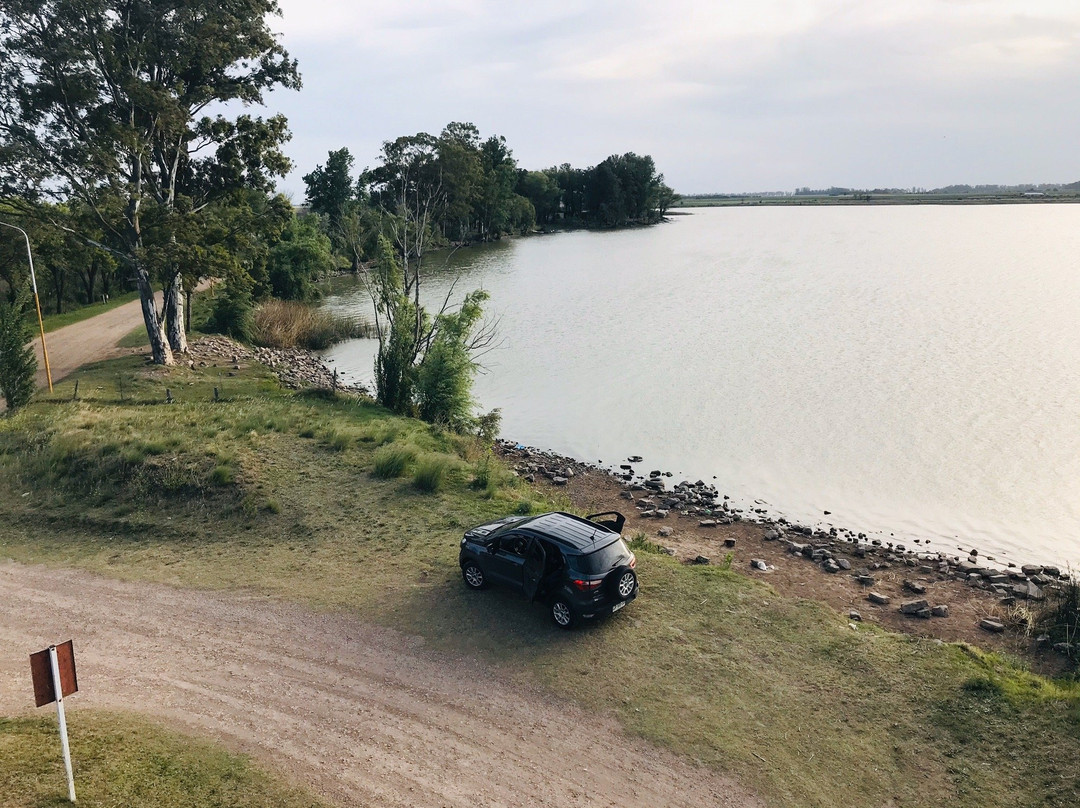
[520,512,619,553]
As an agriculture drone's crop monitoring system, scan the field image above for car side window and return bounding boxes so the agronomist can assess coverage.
[499,533,528,556]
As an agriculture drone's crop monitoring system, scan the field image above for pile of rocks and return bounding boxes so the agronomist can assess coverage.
[497,441,590,486]
[187,337,369,396]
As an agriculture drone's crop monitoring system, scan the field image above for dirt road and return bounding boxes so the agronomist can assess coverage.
[0,562,761,808]
[31,295,156,388]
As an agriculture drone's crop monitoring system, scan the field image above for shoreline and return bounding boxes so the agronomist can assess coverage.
[494,437,1074,578]
[493,438,1076,669]
[192,336,1075,666]
[308,337,1073,573]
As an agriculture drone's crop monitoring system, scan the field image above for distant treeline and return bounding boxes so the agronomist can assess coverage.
[683,180,1080,199]
[303,122,677,270]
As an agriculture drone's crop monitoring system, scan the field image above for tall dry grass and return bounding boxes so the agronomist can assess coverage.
[251,300,372,350]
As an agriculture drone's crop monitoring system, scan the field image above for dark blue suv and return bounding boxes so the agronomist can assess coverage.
[458,511,638,629]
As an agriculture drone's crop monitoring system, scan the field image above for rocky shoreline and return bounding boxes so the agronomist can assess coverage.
[495,439,1077,663]
[187,336,370,397]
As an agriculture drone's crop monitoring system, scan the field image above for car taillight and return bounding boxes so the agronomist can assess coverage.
[573,579,603,592]
[629,553,636,569]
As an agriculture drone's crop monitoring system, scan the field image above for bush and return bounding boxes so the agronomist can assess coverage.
[206,269,254,341]
[413,454,451,493]
[252,300,371,350]
[266,216,335,301]
[372,443,416,478]
[0,290,38,412]
[1035,575,1080,667]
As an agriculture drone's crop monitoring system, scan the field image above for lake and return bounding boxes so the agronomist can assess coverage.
[321,204,1080,568]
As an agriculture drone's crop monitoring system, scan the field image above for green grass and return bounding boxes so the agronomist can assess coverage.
[0,711,327,808]
[39,291,140,333]
[1,356,1078,808]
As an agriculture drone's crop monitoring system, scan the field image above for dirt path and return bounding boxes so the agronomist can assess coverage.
[31,295,157,388]
[0,562,761,808]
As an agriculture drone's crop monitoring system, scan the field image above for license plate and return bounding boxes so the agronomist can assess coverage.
[612,601,626,613]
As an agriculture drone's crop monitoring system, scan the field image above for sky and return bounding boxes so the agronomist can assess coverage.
[265,0,1080,196]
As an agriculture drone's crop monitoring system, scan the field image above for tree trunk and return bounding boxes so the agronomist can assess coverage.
[136,267,173,365]
[163,272,187,354]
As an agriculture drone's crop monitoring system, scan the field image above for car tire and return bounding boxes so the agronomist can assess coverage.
[606,566,637,600]
[551,597,577,630]
[462,561,486,590]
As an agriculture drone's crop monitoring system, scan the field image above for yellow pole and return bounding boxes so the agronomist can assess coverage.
[0,221,53,391]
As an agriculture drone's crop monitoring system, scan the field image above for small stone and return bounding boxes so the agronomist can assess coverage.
[868,591,890,605]
[849,610,862,621]
[836,558,851,571]
[699,519,718,527]
[657,526,673,537]
[763,529,780,541]
[903,580,927,595]
[931,604,950,618]
[723,538,736,548]
[751,559,768,571]
[692,555,710,565]
[900,599,930,615]
[552,476,568,486]
[856,575,875,587]
[979,618,1006,633]
[822,559,840,573]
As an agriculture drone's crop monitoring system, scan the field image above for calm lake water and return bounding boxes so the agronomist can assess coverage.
[321,205,1080,567]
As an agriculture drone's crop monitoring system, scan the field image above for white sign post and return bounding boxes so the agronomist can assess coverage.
[30,639,78,803]
[49,645,77,803]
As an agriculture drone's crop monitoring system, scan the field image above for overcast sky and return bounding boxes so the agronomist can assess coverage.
[266,0,1080,196]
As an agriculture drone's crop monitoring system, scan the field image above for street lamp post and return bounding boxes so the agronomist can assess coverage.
[0,221,53,391]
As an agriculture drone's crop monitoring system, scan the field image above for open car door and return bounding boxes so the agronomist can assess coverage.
[522,538,546,601]
[586,511,626,534]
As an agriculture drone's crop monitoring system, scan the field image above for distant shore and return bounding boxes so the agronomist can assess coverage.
[675,192,1080,208]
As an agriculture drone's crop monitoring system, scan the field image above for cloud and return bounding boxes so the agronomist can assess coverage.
[268,0,1080,194]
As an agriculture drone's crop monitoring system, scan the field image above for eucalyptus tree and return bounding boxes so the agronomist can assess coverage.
[0,0,300,364]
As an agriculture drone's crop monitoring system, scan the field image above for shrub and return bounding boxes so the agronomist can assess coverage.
[251,300,371,350]
[372,443,416,478]
[0,290,38,412]
[206,269,254,341]
[1035,575,1080,667]
[321,429,350,452]
[413,454,451,493]
[210,465,235,486]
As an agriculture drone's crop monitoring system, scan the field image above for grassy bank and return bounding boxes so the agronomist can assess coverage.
[1,357,1078,808]
[0,710,327,808]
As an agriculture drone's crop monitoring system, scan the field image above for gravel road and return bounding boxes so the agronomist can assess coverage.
[31,295,156,388]
[0,562,761,808]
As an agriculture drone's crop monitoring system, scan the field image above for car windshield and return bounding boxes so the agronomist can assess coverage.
[569,538,631,575]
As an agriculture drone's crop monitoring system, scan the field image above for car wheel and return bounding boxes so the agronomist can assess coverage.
[462,562,486,590]
[606,566,638,600]
[551,598,577,629]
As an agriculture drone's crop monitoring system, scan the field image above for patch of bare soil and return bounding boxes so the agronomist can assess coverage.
[503,446,1069,675]
[0,562,762,808]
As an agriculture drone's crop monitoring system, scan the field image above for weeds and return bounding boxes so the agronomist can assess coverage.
[1035,575,1080,667]
[413,454,453,493]
[372,443,416,478]
[252,300,372,350]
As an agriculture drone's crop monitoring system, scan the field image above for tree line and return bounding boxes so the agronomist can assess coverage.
[0,0,674,427]
[304,127,677,272]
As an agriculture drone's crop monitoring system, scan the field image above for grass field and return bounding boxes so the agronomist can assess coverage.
[1,356,1078,808]
[0,711,327,808]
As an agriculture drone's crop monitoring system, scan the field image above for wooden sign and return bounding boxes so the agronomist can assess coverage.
[30,640,77,707]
